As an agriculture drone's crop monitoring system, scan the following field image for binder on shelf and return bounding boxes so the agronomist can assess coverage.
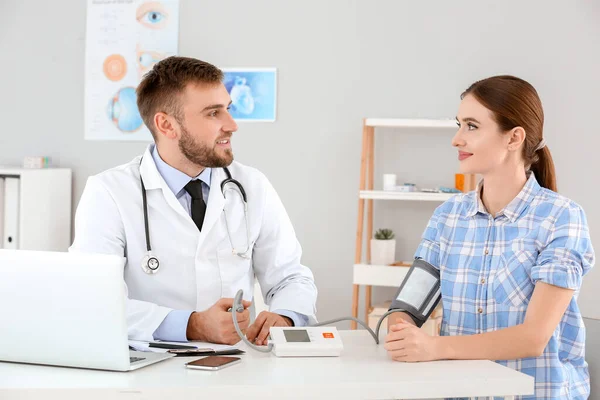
[0,177,4,248]
[3,177,20,249]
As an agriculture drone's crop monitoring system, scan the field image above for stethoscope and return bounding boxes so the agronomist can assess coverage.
[140,160,251,274]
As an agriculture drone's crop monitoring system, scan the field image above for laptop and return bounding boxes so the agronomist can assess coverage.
[0,249,175,371]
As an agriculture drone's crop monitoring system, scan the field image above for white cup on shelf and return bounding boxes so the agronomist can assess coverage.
[383,174,397,191]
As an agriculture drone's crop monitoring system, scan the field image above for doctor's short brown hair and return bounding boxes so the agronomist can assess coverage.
[136,56,224,140]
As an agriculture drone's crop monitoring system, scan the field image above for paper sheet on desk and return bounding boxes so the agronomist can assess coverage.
[128,340,240,353]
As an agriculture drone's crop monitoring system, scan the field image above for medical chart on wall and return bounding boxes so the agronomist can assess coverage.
[223,68,277,122]
[84,0,180,141]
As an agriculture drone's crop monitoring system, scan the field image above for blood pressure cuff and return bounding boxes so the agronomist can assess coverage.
[388,258,441,328]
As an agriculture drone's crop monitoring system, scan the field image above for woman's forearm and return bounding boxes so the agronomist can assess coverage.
[435,323,546,360]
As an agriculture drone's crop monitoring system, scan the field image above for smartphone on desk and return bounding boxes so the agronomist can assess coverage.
[185,356,241,371]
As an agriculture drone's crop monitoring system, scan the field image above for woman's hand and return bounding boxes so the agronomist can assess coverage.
[384,320,441,362]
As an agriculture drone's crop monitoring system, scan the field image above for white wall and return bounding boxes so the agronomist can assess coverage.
[587,318,600,399]
[1,0,599,329]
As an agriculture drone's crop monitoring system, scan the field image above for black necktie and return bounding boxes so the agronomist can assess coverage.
[184,180,206,231]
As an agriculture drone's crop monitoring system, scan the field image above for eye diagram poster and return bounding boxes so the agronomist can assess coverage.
[84,0,179,141]
[223,68,277,122]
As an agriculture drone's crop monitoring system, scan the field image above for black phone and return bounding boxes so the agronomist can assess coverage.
[185,356,241,371]
[169,348,245,356]
[167,348,215,355]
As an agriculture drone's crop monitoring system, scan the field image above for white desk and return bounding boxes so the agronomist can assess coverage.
[0,331,533,400]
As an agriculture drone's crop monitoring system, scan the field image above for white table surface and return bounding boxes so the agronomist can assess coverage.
[0,330,534,400]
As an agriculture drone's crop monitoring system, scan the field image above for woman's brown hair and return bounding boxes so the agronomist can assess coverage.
[461,75,557,192]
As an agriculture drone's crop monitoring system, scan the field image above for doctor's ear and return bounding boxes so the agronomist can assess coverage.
[506,126,526,152]
[153,112,179,140]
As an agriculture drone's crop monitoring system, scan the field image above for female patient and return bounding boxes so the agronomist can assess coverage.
[385,75,594,399]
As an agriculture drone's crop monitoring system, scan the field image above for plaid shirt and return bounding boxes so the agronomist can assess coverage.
[415,173,595,399]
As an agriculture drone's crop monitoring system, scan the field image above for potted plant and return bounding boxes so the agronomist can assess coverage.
[370,228,396,266]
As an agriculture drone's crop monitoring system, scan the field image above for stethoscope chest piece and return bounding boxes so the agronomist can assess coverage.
[141,252,160,274]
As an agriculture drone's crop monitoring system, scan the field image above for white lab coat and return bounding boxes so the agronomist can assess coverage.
[70,146,318,341]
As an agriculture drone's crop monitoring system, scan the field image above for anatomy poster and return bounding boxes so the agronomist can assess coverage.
[84,0,179,141]
[223,68,277,122]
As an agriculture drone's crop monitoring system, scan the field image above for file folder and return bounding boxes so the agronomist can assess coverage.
[0,177,4,248]
[3,177,20,249]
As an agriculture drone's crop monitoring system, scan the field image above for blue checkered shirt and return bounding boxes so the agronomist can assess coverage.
[415,173,594,399]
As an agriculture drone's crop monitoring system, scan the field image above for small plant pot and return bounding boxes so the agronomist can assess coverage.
[370,239,396,266]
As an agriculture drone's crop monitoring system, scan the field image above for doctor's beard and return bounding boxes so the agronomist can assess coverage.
[178,124,234,168]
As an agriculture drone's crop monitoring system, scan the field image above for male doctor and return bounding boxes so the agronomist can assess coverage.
[70,56,317,345]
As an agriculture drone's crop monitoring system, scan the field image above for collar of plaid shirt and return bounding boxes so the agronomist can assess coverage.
[465,172,541,222]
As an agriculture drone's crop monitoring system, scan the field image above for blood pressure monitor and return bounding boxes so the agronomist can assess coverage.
[268,327,343,357]
[233,258,442,359]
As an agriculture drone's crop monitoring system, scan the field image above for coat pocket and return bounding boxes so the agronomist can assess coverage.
[216,245,254,299]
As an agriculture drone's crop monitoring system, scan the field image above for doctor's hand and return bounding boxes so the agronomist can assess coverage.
[186,298,252,345]
[246,311,293,346]
[384,320,441,363]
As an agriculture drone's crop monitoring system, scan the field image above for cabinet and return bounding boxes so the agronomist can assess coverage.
[0,167,72,251]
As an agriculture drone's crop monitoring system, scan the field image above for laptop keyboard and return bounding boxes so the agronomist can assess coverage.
[130,356,146,363]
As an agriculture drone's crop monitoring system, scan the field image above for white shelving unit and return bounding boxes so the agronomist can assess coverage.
[351,118,462,329]
[365,118,456,129]
[359,190,455,201]
[353,264,409,287]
